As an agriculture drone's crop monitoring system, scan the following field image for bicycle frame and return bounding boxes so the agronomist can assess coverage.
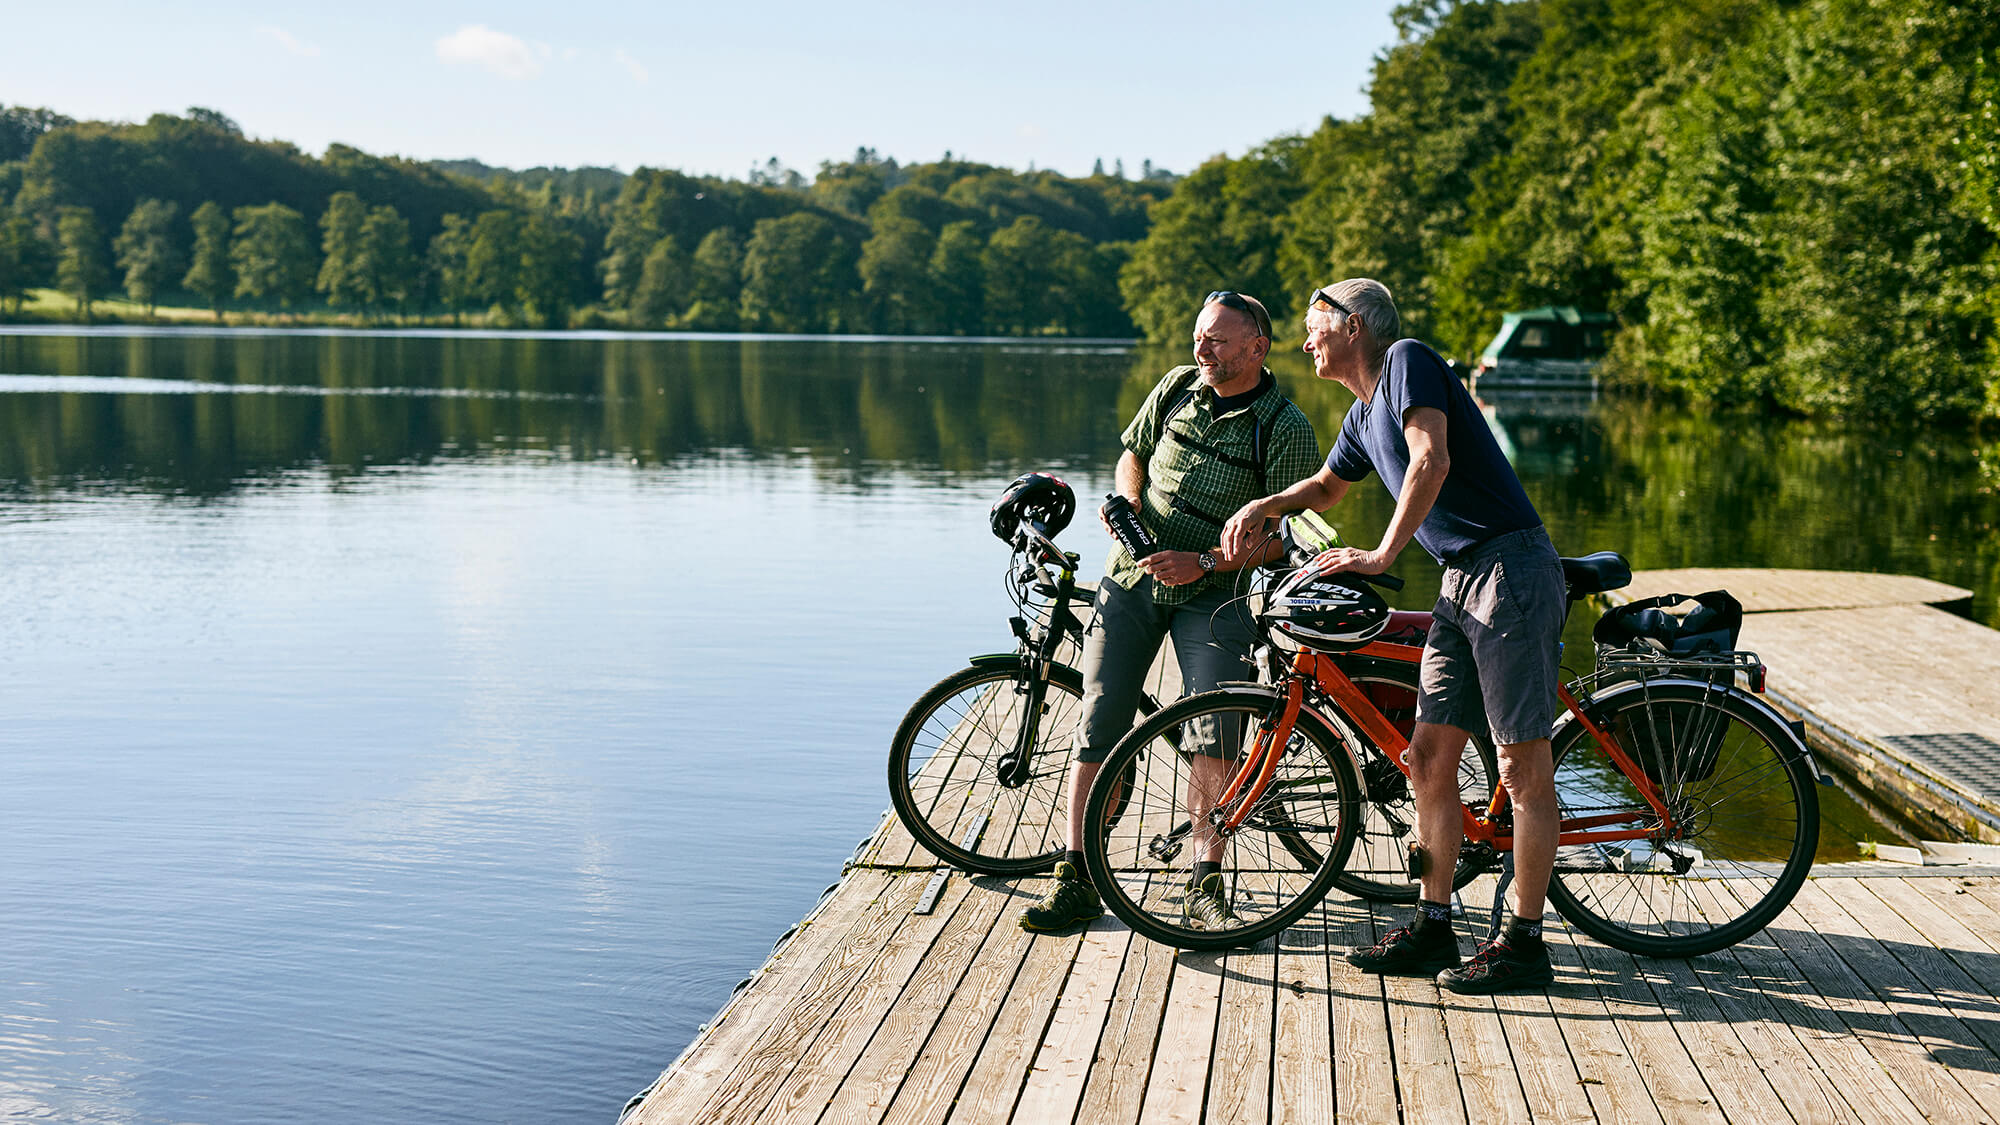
[1213,641,1679,852]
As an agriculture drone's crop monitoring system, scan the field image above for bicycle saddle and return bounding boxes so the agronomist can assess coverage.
[1560,551,1632,597]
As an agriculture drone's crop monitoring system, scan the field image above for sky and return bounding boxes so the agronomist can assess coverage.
[4,2,1405,180]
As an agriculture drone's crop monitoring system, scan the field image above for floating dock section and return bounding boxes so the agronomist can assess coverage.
[1607,568,1996,844]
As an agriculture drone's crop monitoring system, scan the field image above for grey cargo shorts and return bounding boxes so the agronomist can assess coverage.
[1417,527,1566,746]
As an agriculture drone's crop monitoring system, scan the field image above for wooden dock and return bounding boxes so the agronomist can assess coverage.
[624,566,2000,1123]
[627,851,2000,1124]
[1608,568,1998,844]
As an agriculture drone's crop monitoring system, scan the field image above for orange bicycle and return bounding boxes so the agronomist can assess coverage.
[1079,541,1823,956]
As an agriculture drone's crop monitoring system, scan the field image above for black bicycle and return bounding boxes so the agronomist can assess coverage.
[887,482,1160,876]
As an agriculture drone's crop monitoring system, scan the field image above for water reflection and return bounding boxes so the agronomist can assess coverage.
[3,330,1993,626]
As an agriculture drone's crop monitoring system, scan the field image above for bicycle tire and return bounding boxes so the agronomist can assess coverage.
[888,659,1085,876]
[1545,680,1819,958]
[1081,687,1363,950]
[1326,657,1501,903]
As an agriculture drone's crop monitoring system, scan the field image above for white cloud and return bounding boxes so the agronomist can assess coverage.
[1017,123,1044,139]
[258,26,321,58]
[613,48,649,85]
[436,25,543,80]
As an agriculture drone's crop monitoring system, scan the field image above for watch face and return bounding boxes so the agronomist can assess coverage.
[1199,551,1216,571]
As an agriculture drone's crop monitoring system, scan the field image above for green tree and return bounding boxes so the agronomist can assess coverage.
[857,216,936,332]
[684,227,744,330]
[112,198,183,315]
[466,210,524,312]
[182,200,233,318]
[230,202,315,308]
[356,204,417,316]
[316,191,370,308]
[740,211,856,332]
[631,234,692,327]
[516,213,582,327]
[929,220,986,334]
[983,215,1103,335]
[0,105,74,163]
[427,213,477,320]
[1119,140,1307,342]
[0,214,53,313]
[55,206,110,319]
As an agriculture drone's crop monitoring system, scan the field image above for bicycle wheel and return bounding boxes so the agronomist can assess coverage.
[1081,687,1363,950]
[1546,680,1819,958]
[1327,657,1501,903]
[888,659,1083,876]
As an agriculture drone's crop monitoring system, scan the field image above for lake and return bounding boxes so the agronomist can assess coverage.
[1,327,1993,1124]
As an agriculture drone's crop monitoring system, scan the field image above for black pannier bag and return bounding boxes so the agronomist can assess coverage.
[1591,590,1745,786]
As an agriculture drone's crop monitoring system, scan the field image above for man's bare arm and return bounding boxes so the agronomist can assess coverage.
[1219,467,1352,559]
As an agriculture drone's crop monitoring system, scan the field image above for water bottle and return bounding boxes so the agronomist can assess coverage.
[1100,494,1159,559]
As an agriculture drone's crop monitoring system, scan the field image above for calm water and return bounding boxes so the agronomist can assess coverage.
[1,328,1995,1124]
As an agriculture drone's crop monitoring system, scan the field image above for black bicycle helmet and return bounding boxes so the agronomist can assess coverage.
[1264,570,1389,652]
[990,472,1076,542]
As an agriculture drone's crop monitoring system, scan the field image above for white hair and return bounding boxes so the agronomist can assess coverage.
[1312,278,1400,356]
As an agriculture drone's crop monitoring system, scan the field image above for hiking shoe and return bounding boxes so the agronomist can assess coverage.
[1019,862,1102,933]
[1346,923,1460,976]
[1438,936,1555,994]
[1182,872,1238,931]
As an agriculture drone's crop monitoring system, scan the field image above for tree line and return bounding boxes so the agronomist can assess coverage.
[6,0,1997,421]
[1116,0,2000,421]
[0,106,1172,335]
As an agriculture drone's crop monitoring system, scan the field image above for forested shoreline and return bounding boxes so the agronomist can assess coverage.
[3,0,1997,420]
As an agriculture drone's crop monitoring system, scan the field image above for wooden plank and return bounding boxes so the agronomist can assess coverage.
[1792,881,2000,1101]
[1757,879,1996,1122]
[1205,937,1277,1125]
[1690,881,1926,1125]
[1271,908,1336,1125]
[1487,979,1596,1125]
[631,871,910,1124]
[1010,914,1133,1125]
[1436,984,1532,1124]
[1562,935,1724,1122]
[1070,891,1179,1125]
[632,871,894,1124]
[1616,940,1795,1123]
[1537,920,1666,1124]
[1849,878,2000,1001]
[945,923,1085,1123]
[1379,936,1468,1125]
[1614,568,1970,612]
[677,873,931,1124]
[1323,899,1398,1123]
[1136,948,1226,1123]
[1665,879,1860,1124]
[761,876,983,1123]
[876,900,1037,1125]
[1460,875,1591,1125]
[814,875,1017,1125]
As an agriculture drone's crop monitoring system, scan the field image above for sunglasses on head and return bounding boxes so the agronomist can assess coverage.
[1308,288,1355,320]
[1204,290,1271,339]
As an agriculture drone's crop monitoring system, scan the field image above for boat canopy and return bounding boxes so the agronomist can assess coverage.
[1480,307,1616,363]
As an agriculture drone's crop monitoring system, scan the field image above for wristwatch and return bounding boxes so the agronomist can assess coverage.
[1197,550,1217,573]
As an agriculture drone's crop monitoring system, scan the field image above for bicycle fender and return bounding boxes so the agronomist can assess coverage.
[1562,676,1825,774]
[968,652,1024,667]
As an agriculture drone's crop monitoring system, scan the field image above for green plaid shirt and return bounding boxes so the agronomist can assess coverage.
[1106,365,1321,605]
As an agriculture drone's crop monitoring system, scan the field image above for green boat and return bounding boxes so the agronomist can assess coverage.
[1469,306,1615,391]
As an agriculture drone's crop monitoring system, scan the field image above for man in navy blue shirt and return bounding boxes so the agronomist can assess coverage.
[1222,279,1566,994]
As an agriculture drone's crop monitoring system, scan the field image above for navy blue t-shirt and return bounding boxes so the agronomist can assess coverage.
[1326,339,1542,563]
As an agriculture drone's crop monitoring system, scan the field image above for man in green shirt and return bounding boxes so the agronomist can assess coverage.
[1020,291,1322,934]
